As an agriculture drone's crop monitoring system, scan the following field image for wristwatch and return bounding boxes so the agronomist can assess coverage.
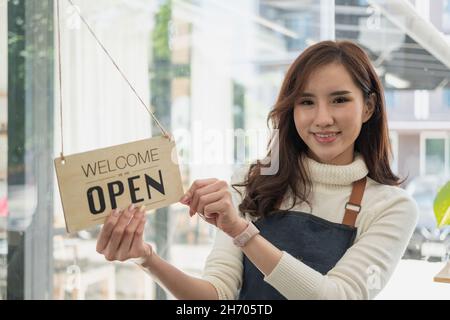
[232,221,260,247]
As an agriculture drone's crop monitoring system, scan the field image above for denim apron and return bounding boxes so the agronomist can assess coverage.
[238,177,367,300]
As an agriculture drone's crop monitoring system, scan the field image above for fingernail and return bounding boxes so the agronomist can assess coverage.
[112,209,121,217]
[139,205,146,213]
[128,204,136,211]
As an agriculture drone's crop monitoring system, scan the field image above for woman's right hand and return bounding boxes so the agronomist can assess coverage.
[96,204,152,262]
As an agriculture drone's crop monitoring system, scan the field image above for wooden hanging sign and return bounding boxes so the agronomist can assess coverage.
[54,136,184,233]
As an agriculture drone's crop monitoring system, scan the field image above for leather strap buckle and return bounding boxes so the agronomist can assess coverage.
[345,202,361,213]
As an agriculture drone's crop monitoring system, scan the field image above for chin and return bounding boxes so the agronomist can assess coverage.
[316,154,337,164]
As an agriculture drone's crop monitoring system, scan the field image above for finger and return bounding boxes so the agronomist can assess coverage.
[116,208,145,260]
[129,216,148,257]
[181,178,218,204]
[202,210,218,226]
[180,178,218,204]
[204,201,226,217]
[195,189,227,216]
[103,204,137,260]
[190,181,227,216]
[195,209,218,226]
[203,201,229,227]
[134,214,147,240]
[96,209,122,254]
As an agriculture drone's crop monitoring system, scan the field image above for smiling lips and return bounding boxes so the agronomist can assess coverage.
[312,131,341,143]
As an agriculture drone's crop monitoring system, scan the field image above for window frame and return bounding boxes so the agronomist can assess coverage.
[420,131,450,176]
[6,0,54,300]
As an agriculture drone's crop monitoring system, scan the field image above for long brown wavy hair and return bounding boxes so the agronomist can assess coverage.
[233,40,402,218]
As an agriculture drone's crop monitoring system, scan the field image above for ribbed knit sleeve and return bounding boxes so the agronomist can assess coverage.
[201,229,243,299]
[201,168,247,299]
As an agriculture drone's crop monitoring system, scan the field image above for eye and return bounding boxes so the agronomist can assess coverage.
[298,100,313,106]
[333,97,349,104]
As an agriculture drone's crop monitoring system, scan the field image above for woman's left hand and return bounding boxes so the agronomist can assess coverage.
[180,179,248,237]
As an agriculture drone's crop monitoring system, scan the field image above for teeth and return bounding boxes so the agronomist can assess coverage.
[315,133,338,138]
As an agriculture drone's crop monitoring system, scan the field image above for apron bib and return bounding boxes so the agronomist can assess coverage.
[238,177,367,300]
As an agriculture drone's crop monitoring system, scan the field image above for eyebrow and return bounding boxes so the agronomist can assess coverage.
[300,90,352,97]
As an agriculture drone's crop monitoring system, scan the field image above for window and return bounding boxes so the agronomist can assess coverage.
[285,13,314,51]
[3,0,450,301]
[420,132,450,176]
[443,0,450,31]
[385,90,395,110]
[425,139,446,174]
[444,89,450,108]
[358,0,369,6]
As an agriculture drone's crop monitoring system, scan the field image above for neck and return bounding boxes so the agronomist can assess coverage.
[307,147,355,166]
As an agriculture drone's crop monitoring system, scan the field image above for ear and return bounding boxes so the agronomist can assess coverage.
[362,93,376,123]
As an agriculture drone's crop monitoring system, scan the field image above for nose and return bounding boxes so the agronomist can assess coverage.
[313,104,334,128]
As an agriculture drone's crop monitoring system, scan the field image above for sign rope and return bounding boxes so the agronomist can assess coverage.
[56,0,171,161]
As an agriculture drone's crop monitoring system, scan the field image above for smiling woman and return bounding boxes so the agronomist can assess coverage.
[96,40,419,301]
[214,40,419,300]
[5,0,448,302]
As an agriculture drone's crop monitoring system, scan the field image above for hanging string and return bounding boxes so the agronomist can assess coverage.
[56,0,171,162]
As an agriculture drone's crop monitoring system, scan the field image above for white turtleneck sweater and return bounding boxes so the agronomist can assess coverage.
[201,154,419,300]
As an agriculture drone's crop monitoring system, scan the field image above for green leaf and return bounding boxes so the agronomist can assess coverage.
[434,181,450,228]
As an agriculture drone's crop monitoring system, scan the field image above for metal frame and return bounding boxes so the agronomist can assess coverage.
[368,0,450,71]
[6,0,54,300]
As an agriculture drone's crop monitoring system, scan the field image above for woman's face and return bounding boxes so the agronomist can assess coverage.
[293,62,375,165]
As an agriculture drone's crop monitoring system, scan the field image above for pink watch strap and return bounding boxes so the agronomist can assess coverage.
[233,221,260,247]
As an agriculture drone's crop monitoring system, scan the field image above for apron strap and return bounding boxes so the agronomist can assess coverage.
[342,177,367,227]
